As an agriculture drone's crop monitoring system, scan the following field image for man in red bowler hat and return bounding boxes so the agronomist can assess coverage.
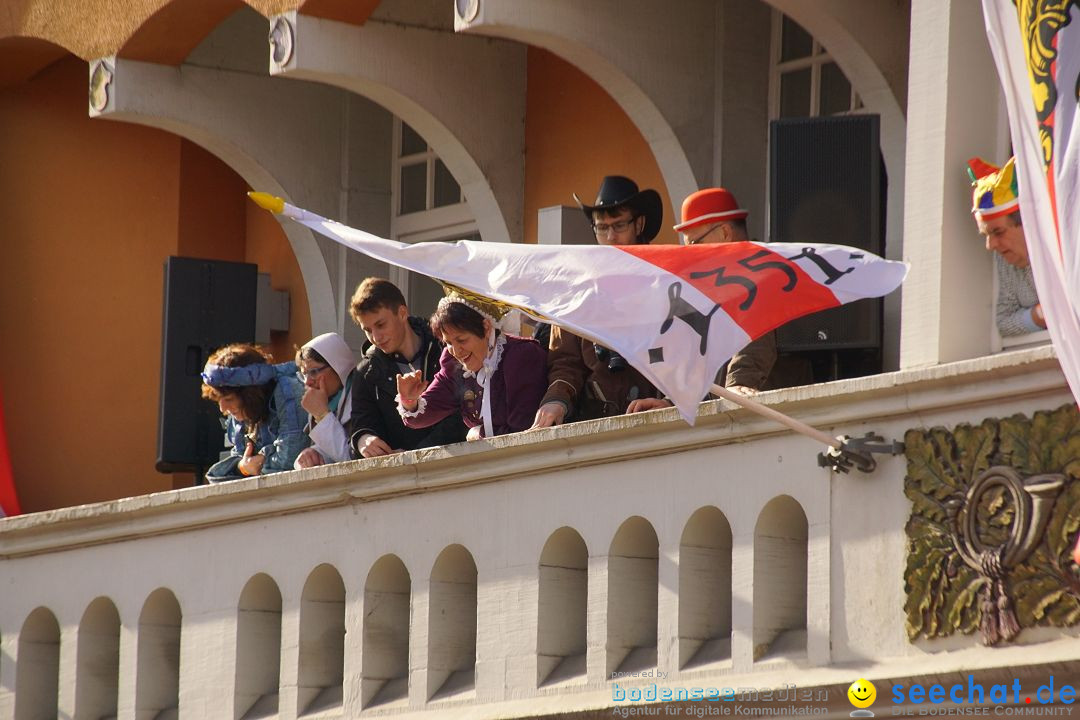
[674,187,780,395]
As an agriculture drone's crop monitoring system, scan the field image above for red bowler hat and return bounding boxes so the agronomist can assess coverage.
[674,188,748,232]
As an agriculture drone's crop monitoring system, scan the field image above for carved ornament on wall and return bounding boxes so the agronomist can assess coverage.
[904,403,1080,646]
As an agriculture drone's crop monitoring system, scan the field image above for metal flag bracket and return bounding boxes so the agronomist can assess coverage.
[709,384,903,474]
[817,433,905,474]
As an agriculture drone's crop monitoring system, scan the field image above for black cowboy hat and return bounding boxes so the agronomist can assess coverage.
[573,175,663,244]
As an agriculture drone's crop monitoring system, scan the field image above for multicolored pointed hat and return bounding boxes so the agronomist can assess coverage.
[968,156,1019,220]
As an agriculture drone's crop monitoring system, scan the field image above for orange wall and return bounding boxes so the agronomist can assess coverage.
[246,199,311,362]
[0,56,308,513]
[524,48,676,246]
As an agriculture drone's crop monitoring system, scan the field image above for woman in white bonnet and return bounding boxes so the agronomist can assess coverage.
[293,332,358,469]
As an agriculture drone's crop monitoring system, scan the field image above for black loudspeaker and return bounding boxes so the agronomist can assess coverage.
[769,115,884,352]
[156,257,258,475]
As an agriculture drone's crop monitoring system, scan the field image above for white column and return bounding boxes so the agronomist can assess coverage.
[900,0,1004,367]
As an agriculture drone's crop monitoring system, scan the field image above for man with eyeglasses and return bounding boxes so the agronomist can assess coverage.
[616,187,782,416]
[675,187,778,395]
[532,176,667,428]
[968,157,1045,337]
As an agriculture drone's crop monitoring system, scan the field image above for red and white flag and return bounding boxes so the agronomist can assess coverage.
[256,195,906,423]
[983,0,1080,406]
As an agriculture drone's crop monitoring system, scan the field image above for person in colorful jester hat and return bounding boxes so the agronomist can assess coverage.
[396,288,547,439]
[201,344,309,481]
[968,156,1045,337]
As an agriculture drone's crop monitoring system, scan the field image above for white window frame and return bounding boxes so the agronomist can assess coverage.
[389,117,478,300]
[765,10,864,240]
[767,11,861,120]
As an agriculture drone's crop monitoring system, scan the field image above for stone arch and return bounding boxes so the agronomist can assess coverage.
[427,544,478,701]
[753,494,808,661]
[76,596,121,720]
[15,607,60,720]
[236,572,283,719]
[362,554,411,709]
[455,2,701,208]
[537,526,588,686]
[298,564,346,715]
[606,516,659,679]
[136,588,183,719]
[679,506,733,669]
[90,63,338,334]
[273,12,524,247]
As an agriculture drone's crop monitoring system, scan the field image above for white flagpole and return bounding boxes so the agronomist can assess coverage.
[709,384,841,450]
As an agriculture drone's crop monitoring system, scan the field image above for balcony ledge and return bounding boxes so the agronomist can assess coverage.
[0,344,1065,560]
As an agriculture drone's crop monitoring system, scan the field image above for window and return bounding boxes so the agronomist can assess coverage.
[770,13,862,119]
[390,118,478,318]
[394,121,465,215]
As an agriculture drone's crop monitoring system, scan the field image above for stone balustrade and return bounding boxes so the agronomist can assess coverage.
[0,346,1074,720]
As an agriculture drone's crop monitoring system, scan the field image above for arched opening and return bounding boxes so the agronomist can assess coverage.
[76,596,121,720]
[606,516,659,679]
[15,607,60,720]
[298,564,345,716]
[427,544,477,701]
[753,495,808,661]
[136,588,182,719]
[235,573,282,719]
[679,506,733,668]
[362,554,411,709]
[537,527,588,686]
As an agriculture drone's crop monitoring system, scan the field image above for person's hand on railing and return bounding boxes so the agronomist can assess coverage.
[531,401,566,428]
[356,433,394,458]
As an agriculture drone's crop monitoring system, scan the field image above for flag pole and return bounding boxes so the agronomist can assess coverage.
[709,384,841,449]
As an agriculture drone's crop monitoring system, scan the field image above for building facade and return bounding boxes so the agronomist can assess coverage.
[1,1,1077,719]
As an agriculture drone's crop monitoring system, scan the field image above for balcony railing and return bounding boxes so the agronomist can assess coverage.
[0,345,1073,720]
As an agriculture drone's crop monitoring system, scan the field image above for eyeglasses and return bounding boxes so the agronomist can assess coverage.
[687,223,725,245]
[593,216,639,236]
[296,365,331,383]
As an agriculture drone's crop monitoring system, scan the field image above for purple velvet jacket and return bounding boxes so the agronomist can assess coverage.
[401,334,546,438]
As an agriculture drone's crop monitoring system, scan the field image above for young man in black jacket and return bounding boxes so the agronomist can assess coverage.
[347,278,466,457]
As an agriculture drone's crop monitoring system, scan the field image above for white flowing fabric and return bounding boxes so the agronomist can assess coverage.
[275,201,906,424]
[982,0,1080,405]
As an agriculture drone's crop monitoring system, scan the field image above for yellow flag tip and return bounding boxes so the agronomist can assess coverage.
[247,191,285,214]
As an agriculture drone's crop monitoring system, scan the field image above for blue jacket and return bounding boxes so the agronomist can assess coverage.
[207,362,310,481]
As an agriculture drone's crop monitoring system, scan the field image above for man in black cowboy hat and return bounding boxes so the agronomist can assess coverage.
[531,176,667,428]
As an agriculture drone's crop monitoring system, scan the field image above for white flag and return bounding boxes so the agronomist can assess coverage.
[253,194,906,424]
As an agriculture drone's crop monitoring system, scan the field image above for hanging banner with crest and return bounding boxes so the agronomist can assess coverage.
[982,0,1080,406]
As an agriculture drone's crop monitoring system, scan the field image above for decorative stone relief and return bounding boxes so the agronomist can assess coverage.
[269,15,295,71]
[904,403,1080,645]
[88,58,114,114]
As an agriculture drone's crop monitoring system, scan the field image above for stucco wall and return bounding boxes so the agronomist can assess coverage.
[523,48,677,246]
[0,56,309,512]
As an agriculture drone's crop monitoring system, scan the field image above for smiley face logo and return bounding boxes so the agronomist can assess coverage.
[848,679,877,709]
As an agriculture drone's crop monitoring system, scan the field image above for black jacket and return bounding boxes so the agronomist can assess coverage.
[348,316,466,453]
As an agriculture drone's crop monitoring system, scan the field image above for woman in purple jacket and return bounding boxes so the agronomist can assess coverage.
[396,293,546,439]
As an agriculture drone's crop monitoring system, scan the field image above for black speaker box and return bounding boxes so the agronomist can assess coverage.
[769,115,884,352]
[156,257,257,475]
